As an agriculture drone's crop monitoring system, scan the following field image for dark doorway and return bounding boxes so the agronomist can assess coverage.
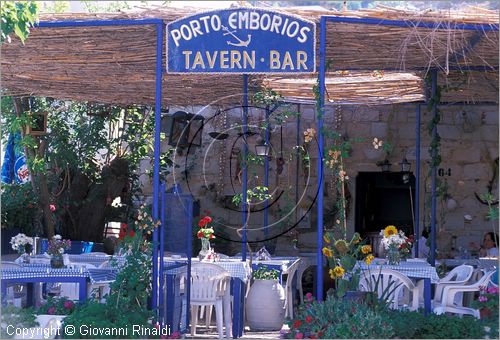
[355,172,416,240]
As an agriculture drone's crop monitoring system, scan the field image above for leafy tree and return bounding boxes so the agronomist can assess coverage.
[2,97,173,240]
[0,1,38,43]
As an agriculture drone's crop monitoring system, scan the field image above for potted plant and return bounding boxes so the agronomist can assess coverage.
[10,233,33,263]
[472,285,499,320]
[36,296,75,329]
[379,225,412,265]
[246,266,285,331]
[196,215,215,260]
[323,231,374,298]
[47,235,71,268]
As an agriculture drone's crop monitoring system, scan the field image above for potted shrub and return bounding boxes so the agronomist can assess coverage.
[246,266,285,331]
[36,296,75,329]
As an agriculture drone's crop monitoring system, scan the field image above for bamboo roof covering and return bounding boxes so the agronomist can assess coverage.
[1,5,498,106]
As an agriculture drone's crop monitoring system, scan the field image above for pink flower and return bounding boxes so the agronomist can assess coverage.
[479,296,488,302]
[295,332,304,339]
[64,300,74,309]
[305,292,313,302]
[487,286,498,295]
[47,306,56,315]
[49,204,56,212]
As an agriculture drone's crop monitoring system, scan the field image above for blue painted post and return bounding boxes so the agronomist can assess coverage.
[414,104,421,257]
[264,106,270,239]
[316,16,326,301]
[430,69,438,266]
[159,182,166,323]
[242,74,248,261]
[152,22,164,314]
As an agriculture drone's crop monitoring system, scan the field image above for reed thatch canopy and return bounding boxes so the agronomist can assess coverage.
[1,5,498,106]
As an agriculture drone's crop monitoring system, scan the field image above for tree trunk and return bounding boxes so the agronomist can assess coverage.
[13,97,55,237]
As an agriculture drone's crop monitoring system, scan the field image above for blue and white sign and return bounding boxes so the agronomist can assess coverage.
[166,8,316,74]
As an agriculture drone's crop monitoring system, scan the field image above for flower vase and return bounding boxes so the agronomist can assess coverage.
[20,253,30,264]
[50,254,65,269]
[198,238,211,261]
[386,247,402,265]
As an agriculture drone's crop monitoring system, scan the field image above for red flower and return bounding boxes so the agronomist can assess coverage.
[204,216,212,223]
[295,332,304,339]
[293,320,302,329]
[47,306,56,315]
[129,230,135,237]
[305,315,313,323]
[197,231,204,238]
[198,219,207,227]
[64,300,74,309]
[209,233,214,239]
[308,335,317,339]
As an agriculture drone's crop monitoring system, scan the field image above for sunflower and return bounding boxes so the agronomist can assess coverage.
[334,239,349,255]
[323,234,331,244]
[322,247,333,258]
[361,245,372,254]
[384,225,398,238]
[351,232,361,244]
[333,266,345,278]
[365,254,375,265]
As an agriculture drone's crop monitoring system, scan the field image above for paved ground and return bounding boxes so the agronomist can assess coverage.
[190,326,284,339]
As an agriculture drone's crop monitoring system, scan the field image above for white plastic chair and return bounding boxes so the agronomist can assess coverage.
[283,259,301,319]
[433,270,495,318]
[434,265,474,304]
[359,268,419,311]
[189,263,231,338]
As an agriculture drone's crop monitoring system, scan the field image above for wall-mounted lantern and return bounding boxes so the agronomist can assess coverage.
[168,111,204,148]
[255,139,271,157]
[399,158,411,173]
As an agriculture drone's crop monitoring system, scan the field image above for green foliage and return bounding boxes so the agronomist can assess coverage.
[0,1,38,43]
[63,210,158,338]
[62,302,154,339]
[232,186,271,207]
[1,183,38,232]
[286,296,394,339]
[252,265,280,280]
[382,308,486,339]
[0,305,38,339]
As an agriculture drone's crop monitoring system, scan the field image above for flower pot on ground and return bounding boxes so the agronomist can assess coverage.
[246,266,285,331]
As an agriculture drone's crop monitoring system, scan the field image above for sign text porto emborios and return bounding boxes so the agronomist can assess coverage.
[166,8,316,74]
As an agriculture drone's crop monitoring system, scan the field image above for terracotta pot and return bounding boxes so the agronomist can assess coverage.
[480,307,493,319]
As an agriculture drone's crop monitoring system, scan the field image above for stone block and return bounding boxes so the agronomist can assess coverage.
[397,125,417,140]
[442,213,465,230]
[438,124,460,140]
[479,126,499,142]
[463,163,491,180]
[371,122,388,138]
[451,147,481,163]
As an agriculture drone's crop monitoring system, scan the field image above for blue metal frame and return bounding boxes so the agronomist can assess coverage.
[414,104,421,256]
[429,69,438,266]
[264,106,270,239]
[242,74,249,261]
[317,15,498,294]
[316,17,327,301]
[30,12,498,329]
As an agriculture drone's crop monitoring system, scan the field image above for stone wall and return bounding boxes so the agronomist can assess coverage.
[140,102,498,256]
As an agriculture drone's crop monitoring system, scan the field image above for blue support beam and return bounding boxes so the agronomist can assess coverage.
[242,74,249,261]
[264,106,270,240]
[430,69,438,266]
[316,16,327,302]
[152,21,164,315]
[414,104,421,257]
[37,18,164,28]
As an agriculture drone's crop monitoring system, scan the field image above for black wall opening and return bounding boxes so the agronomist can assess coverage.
[355,172,416,239]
